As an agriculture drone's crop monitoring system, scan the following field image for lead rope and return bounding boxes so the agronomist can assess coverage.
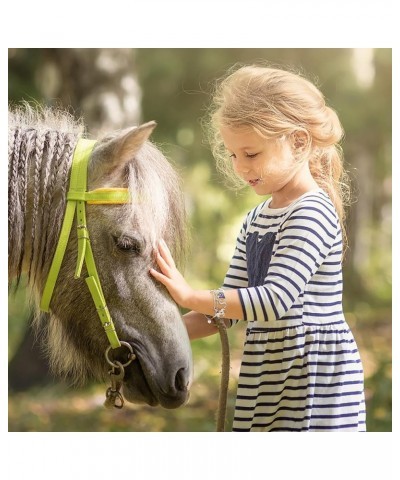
[214,318,230,432]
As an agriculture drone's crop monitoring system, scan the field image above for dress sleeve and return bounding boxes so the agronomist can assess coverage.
[237,201,340,322]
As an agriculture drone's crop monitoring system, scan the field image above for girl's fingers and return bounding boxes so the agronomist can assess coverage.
[159,239,176,268]
[150,267,169,287]
[150,268,171,288]
[151,239,177,286]
[156,251,171,276]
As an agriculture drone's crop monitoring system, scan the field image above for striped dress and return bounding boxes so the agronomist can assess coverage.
[223,189,366,432]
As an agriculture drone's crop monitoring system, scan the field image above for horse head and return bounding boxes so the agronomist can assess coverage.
[9,107,193,409]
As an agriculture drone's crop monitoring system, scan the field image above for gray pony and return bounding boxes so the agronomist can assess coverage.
[8,103,193,409]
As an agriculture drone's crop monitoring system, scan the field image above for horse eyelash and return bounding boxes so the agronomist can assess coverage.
[113,235,142,254]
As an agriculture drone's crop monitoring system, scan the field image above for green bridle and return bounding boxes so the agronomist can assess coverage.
[40,138,130,349]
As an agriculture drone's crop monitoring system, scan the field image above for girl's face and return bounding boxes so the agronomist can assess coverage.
[220,126,298,196]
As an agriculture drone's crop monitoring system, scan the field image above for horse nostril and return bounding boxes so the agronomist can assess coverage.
[175,367,189,392]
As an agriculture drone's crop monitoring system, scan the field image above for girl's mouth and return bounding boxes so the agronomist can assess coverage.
[248,178,261,187]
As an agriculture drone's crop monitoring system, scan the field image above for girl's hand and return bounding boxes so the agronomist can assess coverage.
[150,239,194,309]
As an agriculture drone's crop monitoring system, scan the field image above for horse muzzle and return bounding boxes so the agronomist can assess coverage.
[110,339,191,409]
[122,353,192,409]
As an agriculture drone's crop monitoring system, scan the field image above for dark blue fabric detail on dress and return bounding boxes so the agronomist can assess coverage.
[246,231,276,287]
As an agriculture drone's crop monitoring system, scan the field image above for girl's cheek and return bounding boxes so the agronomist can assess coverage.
[259,160,275,178]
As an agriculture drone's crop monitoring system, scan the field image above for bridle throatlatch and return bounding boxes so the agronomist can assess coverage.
[40,138,135,409]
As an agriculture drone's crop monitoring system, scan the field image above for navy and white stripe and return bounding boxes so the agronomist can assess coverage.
[223,189,366,431]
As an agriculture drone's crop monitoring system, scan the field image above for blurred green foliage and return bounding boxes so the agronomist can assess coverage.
[8,48,391,431]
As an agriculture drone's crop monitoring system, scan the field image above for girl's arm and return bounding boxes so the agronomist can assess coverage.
[150,239,245,324]
[183,310,230,340]
[151,194,341,327]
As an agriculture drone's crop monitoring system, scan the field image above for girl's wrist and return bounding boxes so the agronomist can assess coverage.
[184,288,242,320]
[185,290,211,313]
[184,289,214,317]
[181,288,199,311]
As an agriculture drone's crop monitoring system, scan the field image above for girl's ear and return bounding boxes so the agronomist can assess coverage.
[290,130,310,154]
[89,121,157,182]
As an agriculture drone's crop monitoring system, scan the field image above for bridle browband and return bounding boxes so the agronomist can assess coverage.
[40,138,130,349]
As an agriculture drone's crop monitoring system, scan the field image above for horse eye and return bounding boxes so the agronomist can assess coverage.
[113,235,143,254]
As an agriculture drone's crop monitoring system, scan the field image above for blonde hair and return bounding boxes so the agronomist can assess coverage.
[205,63,351,251]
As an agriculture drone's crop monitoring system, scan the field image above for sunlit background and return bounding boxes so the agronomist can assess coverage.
[8,48,392,432]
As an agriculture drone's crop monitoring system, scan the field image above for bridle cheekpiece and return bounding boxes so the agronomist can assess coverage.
[40,138,130,349]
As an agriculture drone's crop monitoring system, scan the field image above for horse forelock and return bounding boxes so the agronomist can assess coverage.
[126,142,188,267]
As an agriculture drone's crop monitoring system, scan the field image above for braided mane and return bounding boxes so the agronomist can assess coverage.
[8,103,84,290]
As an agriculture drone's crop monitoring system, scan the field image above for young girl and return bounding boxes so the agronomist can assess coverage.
[150,64,366,432]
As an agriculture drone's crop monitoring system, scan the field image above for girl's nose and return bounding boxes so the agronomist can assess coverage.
[233,158,250,173]
[236,164,250,174]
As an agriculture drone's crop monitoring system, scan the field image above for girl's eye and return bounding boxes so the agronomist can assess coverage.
[113,235,143,254]
[229,153,258,159]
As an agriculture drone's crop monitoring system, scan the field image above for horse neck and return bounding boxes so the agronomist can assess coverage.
[8,127,78,293]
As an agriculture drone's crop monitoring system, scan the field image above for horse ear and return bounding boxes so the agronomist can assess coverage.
[117,121,157,163]
[90,121,157,181]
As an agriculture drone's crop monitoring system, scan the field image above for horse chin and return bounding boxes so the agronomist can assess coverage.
[122,356,191,410]
[122,382,159,407]
[125,386,190,410]
[122,378,190,409]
